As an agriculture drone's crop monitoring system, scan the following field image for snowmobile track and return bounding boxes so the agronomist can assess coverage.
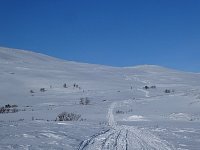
[78,90,175,150]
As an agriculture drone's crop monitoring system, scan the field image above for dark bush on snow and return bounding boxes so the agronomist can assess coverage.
[164,89,171,93]
[63,83,67,88]
[116,110,124,114]
[0,104,19,114]
[30,90,35,93]
[144,85,156,89]
[5,104,11,108]
[144,86,149,89]
[56,112,81,121]
[73,83,79,88]
[40,88,46,92]
[80,97,90,105]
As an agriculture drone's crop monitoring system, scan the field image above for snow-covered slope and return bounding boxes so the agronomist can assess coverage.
[0,47,200,150]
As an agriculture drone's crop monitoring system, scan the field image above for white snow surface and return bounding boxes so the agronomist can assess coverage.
[0,47,200,150]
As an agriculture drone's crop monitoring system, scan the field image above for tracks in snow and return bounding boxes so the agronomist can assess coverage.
[78,100,174,150]
[78,125,174,150]
[107,102,117,127]
[78,81,174,150]
[137,88,150,97]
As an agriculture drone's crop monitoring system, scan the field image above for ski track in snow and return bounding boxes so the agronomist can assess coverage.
[137,88,150,97]
[78,91,174,150]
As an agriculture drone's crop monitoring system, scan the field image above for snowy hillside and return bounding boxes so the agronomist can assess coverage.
[0,47,200,150]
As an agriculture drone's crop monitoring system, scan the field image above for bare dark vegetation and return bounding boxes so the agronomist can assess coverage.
[56,112,81,121]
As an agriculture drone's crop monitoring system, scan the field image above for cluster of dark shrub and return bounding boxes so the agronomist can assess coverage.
[63,83,81,89]
[30,82,82,91]
[30,88,46,94]
[30,83,83,95]
[80,97,90,105]
[116,110,125,114]
[164,89,174,93]
[73,83,79,88]
[0,104,19,114]
[55,112,81,121]
[99,121,108,125]
[64,83,82,89]
[143,85,156,90]
[116,109,133,114]
[40,88,46,92]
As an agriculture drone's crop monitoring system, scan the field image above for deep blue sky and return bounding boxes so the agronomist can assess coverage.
[0,0,200,72]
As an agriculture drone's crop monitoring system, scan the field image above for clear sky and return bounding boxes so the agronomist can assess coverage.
[0,0,200,72]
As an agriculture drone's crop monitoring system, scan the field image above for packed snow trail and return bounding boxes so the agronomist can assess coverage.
[78,126,174,150]
[137,88,150,97]
[107,102,117,127]
[78,99,174,150]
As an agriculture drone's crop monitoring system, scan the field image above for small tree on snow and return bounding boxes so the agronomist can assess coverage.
[63,83,67,88]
